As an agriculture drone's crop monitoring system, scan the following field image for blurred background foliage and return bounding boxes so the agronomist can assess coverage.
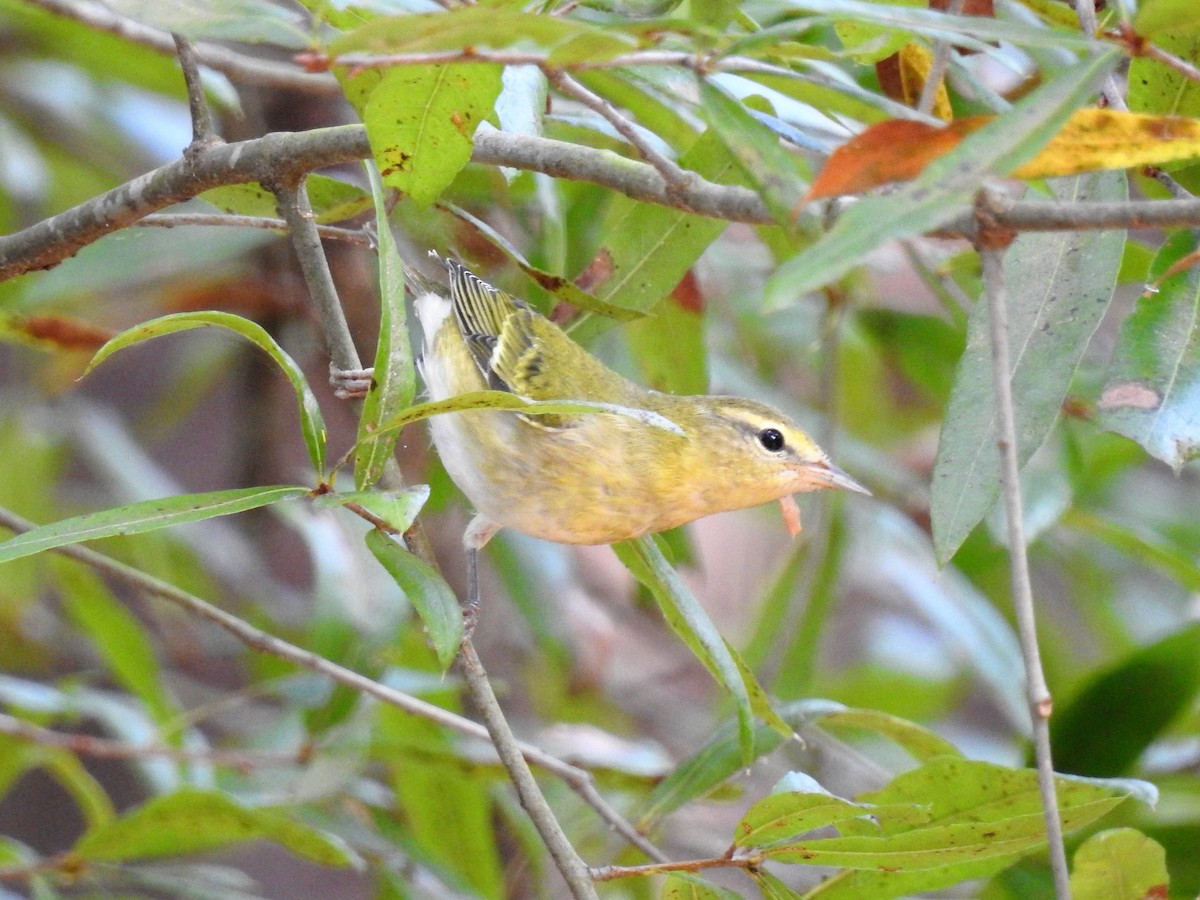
[0,0,1198,897]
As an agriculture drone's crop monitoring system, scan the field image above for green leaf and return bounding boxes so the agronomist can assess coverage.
[751,869,805,900]
[816,706,964,762]
[1098,229,1200,471]
[328,7,636,60]
[361,389,684,447]
[56,561,178,725]
[662,873,742,899]
[0,486,309,565]
[761,758,1135,871]
[1134,0,1200,37]
[1129,33,1200,118]
[930,171,1126,563]
[200,175,370,224]
[365,529,462,670]
[567,127,747,345]
[1069,828,1170,900]
[73,788,354,866]
[626,285,707,394]
[363,64,503,207]
[440,203,645,321]
[86,311,327,474]
[613,537,756,764]
[102,0,311,48]
[1051,624,1200,777]
[314,485,431,533]
[696,79,806,227]
[734,791,876,848]
[355,161,417,490]
[764,50,1122,308]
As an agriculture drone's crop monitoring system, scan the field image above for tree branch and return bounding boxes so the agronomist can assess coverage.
[26,0,337,93]
[974,189,1070,899]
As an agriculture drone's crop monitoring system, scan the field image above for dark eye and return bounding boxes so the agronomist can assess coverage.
[758,428,785,452]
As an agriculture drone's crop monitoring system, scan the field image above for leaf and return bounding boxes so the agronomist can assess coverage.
[875,43,953,121]
[1129,33,1200,118]
[102,0,311,48]
[1098,230,1200,471]
[56,561,178,725]
[765,50,1121,307]
[1069,828,1170,900]
[1051,624,1200,777]
[626,275,707,394]
[314,486,431,533]
[697,79,807,226]
[200,175,370,224]
[930,171,1125,563]
[816,706,964,762]
[86,311,327,474]
[365,529,462,670]
[72,788,355,866]
[1134,0,1200,37]
[328,7,635,60]
[0,486,309,565]
[355,161,417,490]
[761,757,1137,870]
[362,64,503,207]
[613,537,755,763]
[734,791,876,848]
[662,873,742,899]
[809,110,1200,200]
[568,127,748,345]
[360,389,684,447]
[440,203,645,321]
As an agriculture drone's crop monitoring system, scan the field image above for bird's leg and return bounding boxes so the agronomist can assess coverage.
[462,516,499,641]
[329,362,375,400]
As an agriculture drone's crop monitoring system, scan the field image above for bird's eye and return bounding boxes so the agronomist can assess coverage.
[758,428,785,452]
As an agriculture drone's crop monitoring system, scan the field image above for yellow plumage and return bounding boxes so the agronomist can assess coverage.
[414,255,866,548]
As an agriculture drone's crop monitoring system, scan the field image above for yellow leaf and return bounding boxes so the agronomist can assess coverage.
[1014,108,1200,178]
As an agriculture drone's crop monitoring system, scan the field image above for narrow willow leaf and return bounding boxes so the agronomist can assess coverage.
[355,161,416,490]
[0,486,309,565]
[440,203,644,321]
[365,529,462,670]
[73,788,354,866]
[86,311,327,474]
[817,706,963,761]
[1069,828,1170,900]
[56,561,178,725]
[697,78,806,226]
[314,486,431,533]
[734,791,875,848]
[1050,623,1200,777]
[1099,230,1200,471]
[761,757,1135,870]
[614,537,755,764]
[364,64,502,206]
[765,50,1121,308]
[662,873,742,899]
[567,128,747,345]
[931,171,1126,563]
[361,389,683,446]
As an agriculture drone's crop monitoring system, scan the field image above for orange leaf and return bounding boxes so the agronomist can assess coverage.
[876,42,953,122]
[808,109,1200,200]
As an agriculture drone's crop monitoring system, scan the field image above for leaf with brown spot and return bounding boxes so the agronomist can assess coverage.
[809,109,1200,200]
[0,312,114,352]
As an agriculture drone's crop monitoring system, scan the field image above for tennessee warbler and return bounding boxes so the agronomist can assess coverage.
[412,254,867,550]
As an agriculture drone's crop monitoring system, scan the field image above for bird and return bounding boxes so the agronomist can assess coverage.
[411,253,868,552]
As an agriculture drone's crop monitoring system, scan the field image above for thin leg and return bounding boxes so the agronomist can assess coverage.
[462,515,498,642]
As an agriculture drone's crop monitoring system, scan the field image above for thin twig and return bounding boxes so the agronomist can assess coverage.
[136,213,372,244]
[1132,35,1200,86]
[271,180,363,374]
[0,711,304,769]
[543,68,694,193]
[173,33,221,151]
[917,0,965,117]
[25,0,335,93]
[975,190,1070,899]
[1073,0,1123,109]
[0,505,660,861]
[459,640,599,899]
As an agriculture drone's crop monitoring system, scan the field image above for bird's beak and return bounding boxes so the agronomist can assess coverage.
[810,458,871,495]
